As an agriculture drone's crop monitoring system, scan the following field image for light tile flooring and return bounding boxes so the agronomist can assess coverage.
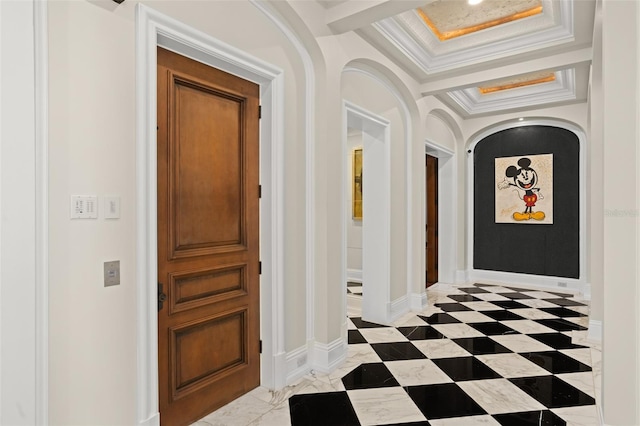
[193,283,602,426]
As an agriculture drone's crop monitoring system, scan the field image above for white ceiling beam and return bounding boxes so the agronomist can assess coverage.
[419,47,593,95]
[326,0,432,34]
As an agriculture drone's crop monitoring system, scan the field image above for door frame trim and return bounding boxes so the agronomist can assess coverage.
[424,140,456,287]
[136,5,285,425]
[343,101,392,325]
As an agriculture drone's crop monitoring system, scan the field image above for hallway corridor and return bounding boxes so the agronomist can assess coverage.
[194,283,600,425]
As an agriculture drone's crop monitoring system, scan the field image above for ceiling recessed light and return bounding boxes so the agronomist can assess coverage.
[468,0,484,5]
[519,118,524,121]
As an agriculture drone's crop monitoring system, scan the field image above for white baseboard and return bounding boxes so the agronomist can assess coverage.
[387,295,409,322]
[139,413,160,426]
[272,351,288,390]
[467,269,583,294]
[587,320,603,343]
[310,338,347,374]
[286,345,310,384]
[347,269,362,283]
[410,291,427,311]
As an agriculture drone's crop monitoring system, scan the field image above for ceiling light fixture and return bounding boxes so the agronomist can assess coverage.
[468,0,483,5]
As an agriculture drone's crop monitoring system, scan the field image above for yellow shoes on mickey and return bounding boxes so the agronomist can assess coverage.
[512,211,546,221]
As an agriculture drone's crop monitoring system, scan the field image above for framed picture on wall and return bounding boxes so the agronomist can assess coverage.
[353,147,363,220]
[495,153,553,224]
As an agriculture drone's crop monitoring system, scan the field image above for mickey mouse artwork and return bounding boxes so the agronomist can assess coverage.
[495,154,553,224]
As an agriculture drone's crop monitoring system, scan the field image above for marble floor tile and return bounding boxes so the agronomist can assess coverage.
[556,372,596,398]
[458,378,545,414]
[475,353,551,378]
[459,287,491,294]
[566,305,590,315]
[500,292,535,300]
[370,342,427,361]
[341,362,399,390]
[508,308,558,320]
[510,376,596,408]
[346,317,356,330]
[348,329,367,344]
[521,291,566,299]
[350,317,390,329]
[539,307,586,318]
[347,387,427,426]
[197,394,275,426]
[500,319,557,334]
[492,410,566,425]
[546,298,588,307]
[535,318,587,332]
[528,333,587,350]
[412,338,472,359]
[490,300,530,310]
[385,359,453,386]
[447,294,482,303]
[407,383,487,419]
[432,357,502,382]
[397,325,446,340]
[518,351,591,374]
[435,302,473,312]
[448,310,497,324]
[564,316,590,328]
[473,293,512,302]
[461,301,504,311]
[479,286,517,294]
[358,327,409,343]
[490,334,555,353]
[552,404,600,425]
[453,337,512,355]
[392,312,430,327]
[468,321,518,336]
[288,392,359,425]
[429,415,501,426]
[419,312,462,324]
[517,298,562,309]
[482,310,526,321]
[559,348,593,366]
[432,322,488,339]
[248,402,292,426]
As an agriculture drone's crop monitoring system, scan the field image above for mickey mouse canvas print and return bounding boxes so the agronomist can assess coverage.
[495,154,553,224]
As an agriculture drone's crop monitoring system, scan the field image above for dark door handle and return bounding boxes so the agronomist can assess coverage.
[158,282,167,311]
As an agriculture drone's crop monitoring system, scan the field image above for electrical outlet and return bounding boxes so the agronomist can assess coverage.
[558,281,567,288]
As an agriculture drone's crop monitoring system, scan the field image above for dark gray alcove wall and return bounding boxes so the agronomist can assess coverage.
[473,125,580,279]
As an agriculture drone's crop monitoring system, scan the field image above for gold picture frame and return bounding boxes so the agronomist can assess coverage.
[353,148,363,220]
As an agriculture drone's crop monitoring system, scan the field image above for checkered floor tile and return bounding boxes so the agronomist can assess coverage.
[290,283,595,426]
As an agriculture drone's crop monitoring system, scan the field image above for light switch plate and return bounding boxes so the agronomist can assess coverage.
[104,260,120,287]
[103,196,121,219]
[70,195,98,219]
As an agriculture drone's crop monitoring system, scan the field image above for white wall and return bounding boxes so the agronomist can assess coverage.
[47,1,309,423]
[0,1,38,423]
[600,0,640,423]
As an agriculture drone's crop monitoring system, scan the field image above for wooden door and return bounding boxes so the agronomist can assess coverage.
[157,47,260,426]
[426,154,438,287]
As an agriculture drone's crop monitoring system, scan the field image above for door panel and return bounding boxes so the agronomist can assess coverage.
[157,47,260,426]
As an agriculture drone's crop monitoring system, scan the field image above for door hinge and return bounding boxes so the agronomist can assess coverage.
[258,105,262,119]
[258,184,262,199]
[259,340,263,354]
[259,261,262,275]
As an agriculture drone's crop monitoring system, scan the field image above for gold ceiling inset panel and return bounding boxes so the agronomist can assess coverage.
[478,72,556,94]
[417,0,543,41]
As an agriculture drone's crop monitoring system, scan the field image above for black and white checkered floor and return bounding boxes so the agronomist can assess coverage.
[291,283,598,426]
[194,283,601,426]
